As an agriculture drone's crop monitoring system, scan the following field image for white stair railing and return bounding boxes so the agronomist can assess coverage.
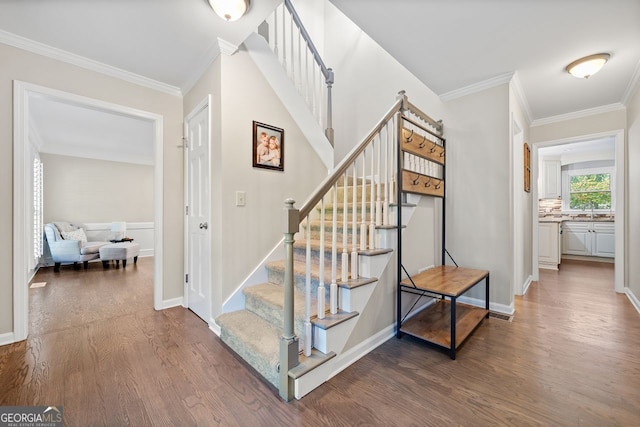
[279,91,444,401]
[265,0,334,145]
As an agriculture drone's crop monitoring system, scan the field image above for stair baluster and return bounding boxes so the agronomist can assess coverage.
[304,216,312,357]
[318,197,326,319]
[341,171,349,282]
[350,165,359,279]
[369,140,376,249]
[360,153,367,251]
[330,183,338,314]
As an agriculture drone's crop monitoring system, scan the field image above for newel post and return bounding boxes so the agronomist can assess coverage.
[279,198,299,401]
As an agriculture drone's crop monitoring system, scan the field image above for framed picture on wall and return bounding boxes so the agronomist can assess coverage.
[253,121,284,171]
[524,142,531,193]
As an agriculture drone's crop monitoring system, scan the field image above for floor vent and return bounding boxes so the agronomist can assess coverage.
[489,311,513,322]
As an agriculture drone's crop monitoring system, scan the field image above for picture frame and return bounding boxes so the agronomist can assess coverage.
[253,121,284,171]
[524,142,531,193]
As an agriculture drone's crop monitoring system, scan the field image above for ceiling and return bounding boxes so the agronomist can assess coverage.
[2,0,639,161]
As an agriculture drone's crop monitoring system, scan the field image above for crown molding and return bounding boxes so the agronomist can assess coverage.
[510,72,532,125]
[622,58,640,106]
[439,72,514,102]
[0,29,182,97]
[180,40,222,95]
[218,37,240,56]
[531,103,626,127]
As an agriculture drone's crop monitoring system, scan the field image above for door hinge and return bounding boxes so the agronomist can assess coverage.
[185,206,189,215]
[185,273,189,283]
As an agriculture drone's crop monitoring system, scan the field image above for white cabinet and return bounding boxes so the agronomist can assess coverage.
[562,222,614,258]
[539,222,561,270]
[541,159,561,199]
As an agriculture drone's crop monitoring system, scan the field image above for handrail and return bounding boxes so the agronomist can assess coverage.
[298,97,404,219]
[283,0,333,85]
[406,100,443,133]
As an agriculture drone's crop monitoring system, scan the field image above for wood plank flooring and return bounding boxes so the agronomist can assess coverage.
[1,258,639,425]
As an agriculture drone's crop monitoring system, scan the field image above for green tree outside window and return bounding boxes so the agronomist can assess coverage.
[569,173,611,209]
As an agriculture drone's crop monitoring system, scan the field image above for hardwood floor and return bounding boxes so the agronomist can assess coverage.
[1,258,638,425]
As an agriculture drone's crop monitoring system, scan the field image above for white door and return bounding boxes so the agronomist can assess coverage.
[186,101,211,322]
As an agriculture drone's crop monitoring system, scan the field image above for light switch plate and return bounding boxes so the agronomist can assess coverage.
[236,191,246,207]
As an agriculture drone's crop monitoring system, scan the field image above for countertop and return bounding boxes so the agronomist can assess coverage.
[539,215,615,223]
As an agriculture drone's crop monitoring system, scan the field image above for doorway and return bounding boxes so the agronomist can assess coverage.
[531,129,625,294]
[13,81,164,342]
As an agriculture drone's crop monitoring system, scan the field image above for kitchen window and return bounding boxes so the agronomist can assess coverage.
[562,166,614,212]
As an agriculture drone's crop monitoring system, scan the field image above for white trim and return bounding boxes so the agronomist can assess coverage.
[209,320,221,336]
[625,288,640,315]
[13,81,165,342]
[440,72,514,102]
[510,72,533,125]
[162,297,185,309]
[457,295,515,315]
[0,332,16,347]
[531,103,626,127]
[522,275,533,295]
[218,37,240,56]
[328,324,394,380]
[622,58,640,106]
[0,30,181,97]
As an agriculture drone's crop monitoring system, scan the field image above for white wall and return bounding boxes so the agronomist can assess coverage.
[324,2,446,164]
[530,109,627,143]
[183,47,328,323]
[41,153,154,223]
[445,84,512,309]
[0,42,184,335]
[626,85,640,298]
[509,80,532,295]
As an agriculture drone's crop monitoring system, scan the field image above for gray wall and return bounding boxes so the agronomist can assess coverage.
[627,87,640,298]
[41,153,154,224]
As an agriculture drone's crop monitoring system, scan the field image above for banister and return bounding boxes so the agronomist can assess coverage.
[284,0,332,84]
[298,98,404,219]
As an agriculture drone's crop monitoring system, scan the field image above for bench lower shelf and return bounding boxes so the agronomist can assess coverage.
[400,300,488,353]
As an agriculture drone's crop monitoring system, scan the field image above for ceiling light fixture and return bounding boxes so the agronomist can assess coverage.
[565,53,610,79]
[208,0,250,22]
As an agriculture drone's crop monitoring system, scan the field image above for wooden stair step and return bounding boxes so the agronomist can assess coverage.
[288,349,336,380]
[311,310,359,330]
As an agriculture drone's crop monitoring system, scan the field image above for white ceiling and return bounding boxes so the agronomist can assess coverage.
[2,0,639,161]
[30,95,155,165]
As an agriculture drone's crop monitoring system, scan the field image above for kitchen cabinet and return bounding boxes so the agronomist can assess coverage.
[541,159,561,199]
[539,222,561,270]
[562,222,614,258]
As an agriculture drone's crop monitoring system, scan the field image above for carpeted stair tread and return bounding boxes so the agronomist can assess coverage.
[266,259,349,285]
[244,282,320,327]
[216,310,279,387]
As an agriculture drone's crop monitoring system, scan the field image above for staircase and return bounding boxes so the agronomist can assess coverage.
[216,179,400,395]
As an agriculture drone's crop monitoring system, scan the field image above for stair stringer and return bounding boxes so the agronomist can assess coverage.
[244,32,333,170]
[293,199,422,398]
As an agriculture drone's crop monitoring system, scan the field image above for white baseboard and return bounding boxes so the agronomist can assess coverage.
[625,288,640,315]
[209,320,221,336]
[457,295,515,315]
[522,275,533,295]
[0,331,16,346]
[162,297,184,309]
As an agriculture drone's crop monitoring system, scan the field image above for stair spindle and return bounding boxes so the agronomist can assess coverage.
[318,197,326,319]
[304,217,312,356]
[351,165,359,279]
[369,138,376,249]
[341,172,349,283]
[376,134,382,226]
[330,183,338,314]
[360,152,367,251]
[383,123,390,226]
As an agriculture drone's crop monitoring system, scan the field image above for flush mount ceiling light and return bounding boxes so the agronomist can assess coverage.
[565,53,610,79]
[208,0,250,22]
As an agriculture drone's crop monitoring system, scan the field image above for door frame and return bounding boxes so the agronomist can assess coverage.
[183,95,212,322]
[12,81,164,342]
[531,129,625,293]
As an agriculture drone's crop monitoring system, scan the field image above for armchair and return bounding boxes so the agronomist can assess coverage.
[44,222,110,272]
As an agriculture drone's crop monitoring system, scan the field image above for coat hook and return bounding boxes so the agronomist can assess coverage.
[440,149,445,157]
[418,135,426,149]
[405,129,414,143]
[424,177,432,188]
[412,175,420,185]
[434,179,442,190]
[430,140,438,153]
